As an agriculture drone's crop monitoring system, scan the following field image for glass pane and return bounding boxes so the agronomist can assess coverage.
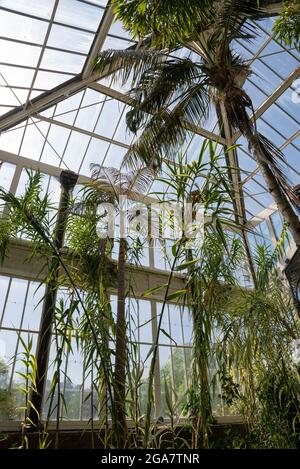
[62,131,90,172]
[34,70,74,89]
[54,0,104,32]
[63,342,84,420]
[0,65,34,88]
[95,99,125,139]
[157,302,171,345]
[0,10,48,43]
[21,282,45,331]
[181,307,192,345]
[2,278,28,329]
[0,39,41,67]
[0,163,15,192]
[108,19,133,40]
[102,35,133,50]
[20,121,50,160]
[40,124,71,166]
[103,144,127,169]
[0,126,24,154]
[168,304,184,345]
[0,86,25,107]
[48,24,94,54]
[79,138,110,176]
[0,0,55,19]
[0,328,18,388]
[0,276,10,322]
[271,211,283,241]
[138,300,152,344]
[41,49,85,74]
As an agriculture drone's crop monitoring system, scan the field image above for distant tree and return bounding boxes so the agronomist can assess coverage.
[273,1,300,52]
[0,359,15,420]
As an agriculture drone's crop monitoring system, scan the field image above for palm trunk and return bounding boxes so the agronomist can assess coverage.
[245,129,300,248]
[114,236,128,447]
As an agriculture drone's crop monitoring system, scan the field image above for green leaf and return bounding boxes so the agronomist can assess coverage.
[166,289,188,301]
[141,283,168,297]
[171,243,178,257]
[175,257,202,271]
[160,328,177,346]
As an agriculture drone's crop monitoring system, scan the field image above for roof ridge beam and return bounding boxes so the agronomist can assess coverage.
[82,2,115,79]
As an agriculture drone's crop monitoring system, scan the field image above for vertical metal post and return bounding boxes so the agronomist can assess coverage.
[28,170,78,427]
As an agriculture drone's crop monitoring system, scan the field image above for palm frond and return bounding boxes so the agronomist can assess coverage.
[90,164,154,195]
[125,167,154,194]
[113,0,214,48]
[212,0,266,44]
[91,165,121,187]
[124,108,187,169]
[124,81,210,169]
[94,49,166,88]
[126,58,204,133]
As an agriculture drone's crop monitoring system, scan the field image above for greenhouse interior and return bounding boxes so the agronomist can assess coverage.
[0,0,300,451]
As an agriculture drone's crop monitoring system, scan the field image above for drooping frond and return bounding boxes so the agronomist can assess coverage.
[94,49,167,88]
[124,108,189,170]
[124,79,210,169]
[223,84,253,134]
[126,58,204,132]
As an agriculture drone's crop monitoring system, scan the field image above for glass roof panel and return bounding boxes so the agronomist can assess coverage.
[94,98,126,138]
[0,162,15,192]
[79,138,110,175]
[102,35,134,50]
[256,118,286,147]
[262,104,299,138]
[243,80,266,109]
[62,131,91,172]
[250,60,283,96]
[40,48,86,73]
[47,24,95,54]
[260,45,299,79]
[276,87,300,123]
[0,39,41,67]
[0,0,55,19]
[19,121,51,161]
[0,125,24,153]
[39,124,71,167]
[0,65,35,88]
[54,0,105,31]
[103,144,128,168]
[0,10,48,43]
[34,70,75,89]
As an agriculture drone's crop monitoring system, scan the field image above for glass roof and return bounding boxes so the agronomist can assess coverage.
[0,1,299,223]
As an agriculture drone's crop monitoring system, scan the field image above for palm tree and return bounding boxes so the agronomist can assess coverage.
[90,164,154,447]
[95,0,300,247]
